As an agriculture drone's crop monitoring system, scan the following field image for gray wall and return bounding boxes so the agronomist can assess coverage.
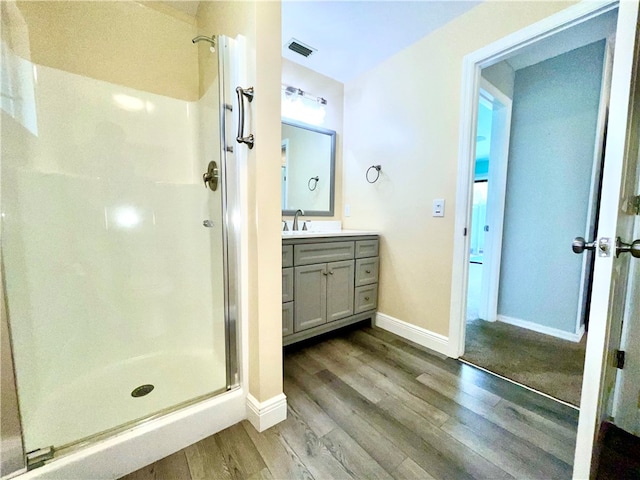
[497,40,605,334]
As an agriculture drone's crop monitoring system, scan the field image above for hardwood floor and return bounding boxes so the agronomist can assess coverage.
[121,326,578,480]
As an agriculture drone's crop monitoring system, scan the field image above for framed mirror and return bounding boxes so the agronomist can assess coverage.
[281,119,336,216]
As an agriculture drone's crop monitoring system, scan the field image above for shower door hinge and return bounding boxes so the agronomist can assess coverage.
[26,446,54,470]
[463,227,468,237]
[615,349,625,369]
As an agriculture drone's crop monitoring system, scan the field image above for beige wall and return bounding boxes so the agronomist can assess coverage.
[342,1,577,337]
[282,59,344,221]
[14,1,198,101]
[252,0,283,402]
[197,1,283,403]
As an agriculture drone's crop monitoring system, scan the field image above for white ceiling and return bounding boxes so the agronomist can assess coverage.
[282,1,480,83]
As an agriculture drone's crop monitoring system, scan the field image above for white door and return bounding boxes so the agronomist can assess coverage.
[573,1,640,477]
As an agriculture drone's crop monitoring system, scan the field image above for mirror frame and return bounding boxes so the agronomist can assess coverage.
[281,118,336,217]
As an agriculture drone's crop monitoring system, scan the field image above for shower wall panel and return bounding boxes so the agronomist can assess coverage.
[2,1,227,452]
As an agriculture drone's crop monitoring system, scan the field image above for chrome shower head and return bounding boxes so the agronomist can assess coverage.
[192,35,216,52]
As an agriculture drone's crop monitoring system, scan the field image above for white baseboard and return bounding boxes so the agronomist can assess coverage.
[497,315,585,343]
[18,388,247,480]
[375,312,451,357]
[246,393,287,432]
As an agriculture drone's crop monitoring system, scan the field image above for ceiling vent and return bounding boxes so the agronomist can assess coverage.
[286,39,316,58]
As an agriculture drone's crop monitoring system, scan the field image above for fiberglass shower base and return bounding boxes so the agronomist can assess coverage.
[23,350,226,451]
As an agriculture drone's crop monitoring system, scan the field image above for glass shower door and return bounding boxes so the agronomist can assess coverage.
[1,1,233,455]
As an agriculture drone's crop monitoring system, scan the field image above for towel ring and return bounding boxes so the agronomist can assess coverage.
[308,176,319,191]
[366,165,382,184]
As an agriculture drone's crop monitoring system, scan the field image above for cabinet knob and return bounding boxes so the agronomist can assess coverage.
[365,270,371,274]
[364,296,370,301]
[329,271,334,275]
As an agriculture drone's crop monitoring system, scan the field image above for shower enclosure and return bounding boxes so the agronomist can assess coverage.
[1,2,240,475]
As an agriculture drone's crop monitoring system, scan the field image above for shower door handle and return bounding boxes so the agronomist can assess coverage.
[235,86,254,149]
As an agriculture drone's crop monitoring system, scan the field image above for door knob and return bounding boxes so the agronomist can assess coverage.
[615,237,640,258]
[572,237,597,254]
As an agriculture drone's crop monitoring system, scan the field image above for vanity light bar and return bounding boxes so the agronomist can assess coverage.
[282,85,328,106]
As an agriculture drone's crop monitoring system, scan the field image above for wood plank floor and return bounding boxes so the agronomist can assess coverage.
[120,326,579,480]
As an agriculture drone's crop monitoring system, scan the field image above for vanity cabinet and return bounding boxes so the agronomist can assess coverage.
[282,235,379,346]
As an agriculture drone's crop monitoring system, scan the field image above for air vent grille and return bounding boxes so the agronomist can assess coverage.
[286,39,316,58]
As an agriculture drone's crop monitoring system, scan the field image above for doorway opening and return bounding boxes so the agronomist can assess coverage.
[452,6,618,408]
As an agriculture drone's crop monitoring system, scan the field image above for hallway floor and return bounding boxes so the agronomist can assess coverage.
[121,326,578,480]
[465,261,586,406]
[462,318,586,406]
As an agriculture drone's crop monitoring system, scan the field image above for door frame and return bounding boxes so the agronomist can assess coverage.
[448,0,618,357]
[476,79,512,322]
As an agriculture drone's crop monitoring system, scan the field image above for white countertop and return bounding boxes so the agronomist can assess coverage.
[282,229,378,239]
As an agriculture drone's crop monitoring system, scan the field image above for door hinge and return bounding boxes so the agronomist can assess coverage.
[26,446,54,470]
[615,349,625,369]
[463,227,468,236]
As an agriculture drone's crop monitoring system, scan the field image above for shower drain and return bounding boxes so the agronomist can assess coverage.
[131,384,154,398]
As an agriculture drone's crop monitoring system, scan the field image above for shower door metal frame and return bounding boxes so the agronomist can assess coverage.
[218,34,240,390]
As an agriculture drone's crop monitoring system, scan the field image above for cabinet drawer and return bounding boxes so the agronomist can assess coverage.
[355,257,379,287]
[282,245,293,268]
[355,239,379,258]
[282,267,294,302]
[294,242,354,266]
[354,284,378,313]
[282,302,294,336]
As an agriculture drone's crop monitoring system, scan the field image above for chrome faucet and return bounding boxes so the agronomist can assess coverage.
[292,209,305,231]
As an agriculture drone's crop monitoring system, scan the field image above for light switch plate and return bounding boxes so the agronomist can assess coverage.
[345,204,351,217]
[433,199,445,217]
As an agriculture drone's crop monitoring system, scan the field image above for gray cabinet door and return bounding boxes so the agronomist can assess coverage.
[282,302,294,336]
[327,260,355,322]
[282,245,294,267]
[282,267,294,303]
[294,264,327,332]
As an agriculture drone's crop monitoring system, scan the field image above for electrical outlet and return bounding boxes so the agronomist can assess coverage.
[433,199,445,217]
[345,204,351,217]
